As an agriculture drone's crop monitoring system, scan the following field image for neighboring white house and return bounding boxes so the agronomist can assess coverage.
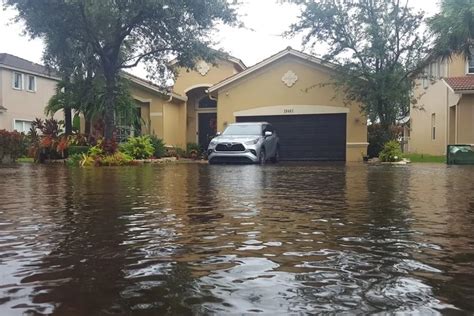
[0,53,61,133]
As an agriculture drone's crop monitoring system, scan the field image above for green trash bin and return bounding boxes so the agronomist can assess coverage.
[447,145,474,165]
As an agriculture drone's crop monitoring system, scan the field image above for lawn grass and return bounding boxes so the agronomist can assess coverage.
[16,157,35,163]
[404,153,446,163]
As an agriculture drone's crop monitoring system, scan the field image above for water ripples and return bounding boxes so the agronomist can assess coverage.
[0,163,473,314]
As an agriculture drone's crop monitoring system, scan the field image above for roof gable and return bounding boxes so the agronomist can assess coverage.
[122,72,187,102]
[208,47,335,93]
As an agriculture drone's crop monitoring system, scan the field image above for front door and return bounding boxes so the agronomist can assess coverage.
[198,112,217,150]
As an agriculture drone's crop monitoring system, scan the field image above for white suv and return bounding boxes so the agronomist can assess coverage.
[207,122,280,164]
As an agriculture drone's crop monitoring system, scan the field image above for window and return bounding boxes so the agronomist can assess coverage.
[430,62,438,79]
[26,75,36,92]
[14,120,32,133]
[439,60,446,78]
[431,113,436,140]
[422,67,429,89]
[198,96,217,109]
[468,51,474,74]
[12,72,23,90]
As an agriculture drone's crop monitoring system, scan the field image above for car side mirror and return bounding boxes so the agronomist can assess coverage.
[216,131,221,136]
[264,131,273,137]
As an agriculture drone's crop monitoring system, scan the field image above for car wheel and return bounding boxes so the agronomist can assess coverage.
[258,149,266,165]
[271,146,280,163]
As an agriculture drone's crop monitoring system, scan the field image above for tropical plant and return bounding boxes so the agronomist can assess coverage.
[186,143,202,159]
[6,0,239,146]
[100,152,133,166]
[80,153,96,167]
[368,124,404,158]
[88,143,105,158]
[174,147,187,159]
[77,146,133,167]
[149,135,166,158]
[68,133,89,146]
[119,136,154,160]
[68,146,90,156]
[29,118,69,161]
[286,0,428,138]
[46,76,140,143]
[0,129,24,163]
[379,140,403,162]
[66,153,83,167]
[428,0,474,59]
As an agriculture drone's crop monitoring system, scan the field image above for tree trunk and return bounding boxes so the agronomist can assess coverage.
[85,118,91,136]
[64,106,72,135]
[103,71,117,153]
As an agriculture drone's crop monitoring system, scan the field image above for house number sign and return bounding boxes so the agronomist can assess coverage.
[284,109,294,114]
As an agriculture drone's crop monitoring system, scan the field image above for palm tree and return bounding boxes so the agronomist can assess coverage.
[46,76,140,138]
[429,0,474,58]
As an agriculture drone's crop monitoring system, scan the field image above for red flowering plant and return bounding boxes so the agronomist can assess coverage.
[0,129,24,163]
[29,118,70,162]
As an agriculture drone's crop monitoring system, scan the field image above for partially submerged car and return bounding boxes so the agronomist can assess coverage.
[207,122,279,164]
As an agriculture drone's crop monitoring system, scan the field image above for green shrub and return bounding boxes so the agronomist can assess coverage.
[68,145,90,156]
[185,143,202,159]
[80,153,96,167]
[368,124,403,158]
[100,152,133,166]
[379,140,403,162]
[78,151,133,167]
[120,136,154,159]
[0,129,24,163]
[175,147,186,158]
[67,153,83,166]
[149,135,166,158]
[88,144,105,158]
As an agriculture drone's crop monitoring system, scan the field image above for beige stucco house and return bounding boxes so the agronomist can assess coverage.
[124,47,368,162]
[0,53,61,132]
[1,49,369,162]
[409,54,474,155]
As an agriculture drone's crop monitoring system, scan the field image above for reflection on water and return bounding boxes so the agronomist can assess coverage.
[0,163,473,314]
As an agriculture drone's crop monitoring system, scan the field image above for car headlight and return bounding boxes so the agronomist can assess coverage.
[245,138,260,145]
[209,140,218,147]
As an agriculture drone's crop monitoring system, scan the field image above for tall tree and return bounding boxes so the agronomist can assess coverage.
[429,0,474,58]
[42,36,97,135]
[6,0,237,149]
[286,0,428,138]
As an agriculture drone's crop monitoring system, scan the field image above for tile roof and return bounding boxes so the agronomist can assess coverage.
[0,53,59,79]
[121,71,187,102]
[444,76,474,92]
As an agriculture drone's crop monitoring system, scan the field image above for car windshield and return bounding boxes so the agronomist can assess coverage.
[223,124,262,136]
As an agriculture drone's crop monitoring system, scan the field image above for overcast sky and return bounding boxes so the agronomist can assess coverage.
[0,0,440,72]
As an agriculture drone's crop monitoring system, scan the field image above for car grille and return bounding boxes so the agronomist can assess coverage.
[215,143,245,152]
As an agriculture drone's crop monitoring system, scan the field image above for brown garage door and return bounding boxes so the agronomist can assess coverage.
[236,114,347,161]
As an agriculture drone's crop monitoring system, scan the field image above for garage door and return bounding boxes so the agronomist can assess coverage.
[236,114,347,161]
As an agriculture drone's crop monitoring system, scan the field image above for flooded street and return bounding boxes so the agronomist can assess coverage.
[0,163,473,315]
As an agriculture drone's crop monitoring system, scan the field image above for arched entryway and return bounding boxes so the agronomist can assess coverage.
[185,86,217,150]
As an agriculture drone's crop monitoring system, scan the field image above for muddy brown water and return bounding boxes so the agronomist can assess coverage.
[0,163,473,315]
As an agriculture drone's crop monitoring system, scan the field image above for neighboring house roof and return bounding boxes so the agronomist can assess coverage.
[208,47,336,93]
[443,76,474,93]
[0,53,60,80]
[122,72,187,102]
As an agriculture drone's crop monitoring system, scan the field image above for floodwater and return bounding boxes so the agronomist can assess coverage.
[0,163,473,315]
